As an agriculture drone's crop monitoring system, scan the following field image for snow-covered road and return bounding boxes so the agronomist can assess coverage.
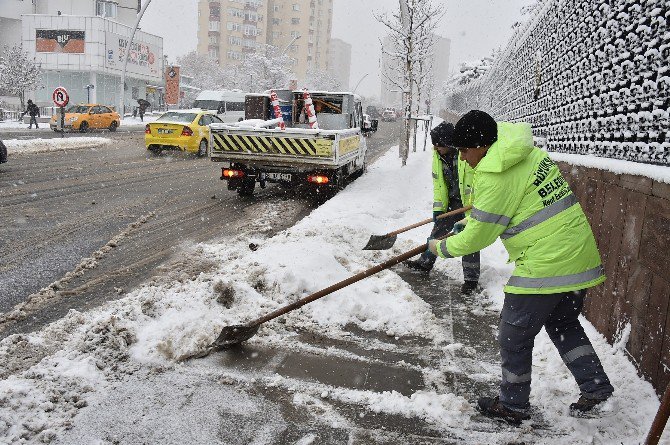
[0,126,664,444]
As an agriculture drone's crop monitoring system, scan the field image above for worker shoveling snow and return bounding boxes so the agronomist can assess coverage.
[0,124,662,444]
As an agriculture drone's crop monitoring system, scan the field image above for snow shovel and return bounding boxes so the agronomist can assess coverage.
[196,232,457,357]
[363,205,471,251]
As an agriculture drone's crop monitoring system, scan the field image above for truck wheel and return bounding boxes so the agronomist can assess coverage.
[109,121,118,132]
[237,178,255,196]
[79,121,89,133]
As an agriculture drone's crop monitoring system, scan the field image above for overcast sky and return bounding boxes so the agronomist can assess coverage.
[142,0,534,98]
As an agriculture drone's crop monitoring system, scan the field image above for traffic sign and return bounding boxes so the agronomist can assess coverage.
[52,87,69,107]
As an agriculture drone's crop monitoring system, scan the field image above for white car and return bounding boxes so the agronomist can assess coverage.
[381,108,397,122]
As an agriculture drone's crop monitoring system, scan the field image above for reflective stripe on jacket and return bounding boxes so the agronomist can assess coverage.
[432,150,448,212]
[458,156,475,216]
[436,121,605,295]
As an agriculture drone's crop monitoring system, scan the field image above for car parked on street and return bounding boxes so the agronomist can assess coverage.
[381,108,397,122]
[145,109,223,156]
[49,104,120,133]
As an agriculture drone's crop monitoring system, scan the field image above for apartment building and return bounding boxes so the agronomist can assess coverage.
[328,38,351,90]
[197,0,333,83]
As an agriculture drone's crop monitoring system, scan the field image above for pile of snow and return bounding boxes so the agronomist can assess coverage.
[0,123,663,443]
[4,137,112,155]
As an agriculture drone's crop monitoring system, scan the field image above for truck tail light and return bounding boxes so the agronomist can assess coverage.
[222,168,245,179]
[307,175,329,184]
[181,126,193,136]
[145,124,151,134]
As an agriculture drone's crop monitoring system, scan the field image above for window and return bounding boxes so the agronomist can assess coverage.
[225,101,245,112]
[290,31,300,38]
[272,18,281,25]
[199,114,212,126]
[209,21,220,31]
[227,22,241,31]
[96,0,118,18]
[292,3,300,10]
[291,17,300,25]
[273,4,280,11]
[209,35,218,45]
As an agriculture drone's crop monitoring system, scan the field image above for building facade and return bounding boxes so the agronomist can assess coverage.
[1,0,163,111]
[197,0,333,83]
[328,38,351,90]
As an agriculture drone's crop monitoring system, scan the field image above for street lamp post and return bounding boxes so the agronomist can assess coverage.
[352,73,369,94]
[119,0,153,120]
[280,35,301,56]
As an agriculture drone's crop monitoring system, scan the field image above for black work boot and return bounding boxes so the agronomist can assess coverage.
[477,396,530,426]
[461,280,479,295]
[403,259,432,273]
[569,395,608,416]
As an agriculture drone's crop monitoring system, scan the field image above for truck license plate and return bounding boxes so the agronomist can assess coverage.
[157,128,172,134]
[267,173,292,182]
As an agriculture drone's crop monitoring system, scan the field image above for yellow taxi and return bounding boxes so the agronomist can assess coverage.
[50,104,121,132]
[145,109,224,157]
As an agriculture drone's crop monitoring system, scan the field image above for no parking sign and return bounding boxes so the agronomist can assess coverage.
[52,87,69,107]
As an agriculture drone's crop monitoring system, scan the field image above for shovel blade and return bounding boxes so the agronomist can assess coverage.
[210,324,260,350]
[363,234,397,250]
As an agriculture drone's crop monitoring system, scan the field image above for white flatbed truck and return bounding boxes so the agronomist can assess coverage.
[209,91,367,196]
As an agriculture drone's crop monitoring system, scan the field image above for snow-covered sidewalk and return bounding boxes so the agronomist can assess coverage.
[0,126,663,444]
[3,137,112,155]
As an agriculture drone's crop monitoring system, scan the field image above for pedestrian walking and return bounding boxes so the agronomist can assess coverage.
[404,121,481,295]
[22,100,40,129]
[428,110,614,425]
[137,99,150,122]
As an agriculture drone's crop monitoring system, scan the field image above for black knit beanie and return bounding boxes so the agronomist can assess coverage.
[452,110,498,148]
[430,122,455,147]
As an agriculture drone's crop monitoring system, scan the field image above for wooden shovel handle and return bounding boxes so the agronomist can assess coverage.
[384,205,472,237]
[249,233,456,326]
[645,382,670,445]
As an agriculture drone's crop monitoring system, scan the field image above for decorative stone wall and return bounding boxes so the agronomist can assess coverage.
[557,163,670,394]
[444,0,670,165]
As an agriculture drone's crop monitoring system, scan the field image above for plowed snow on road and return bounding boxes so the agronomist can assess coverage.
[0,125,661,444]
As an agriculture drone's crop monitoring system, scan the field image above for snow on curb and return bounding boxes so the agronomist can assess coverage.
[4,137,113,155]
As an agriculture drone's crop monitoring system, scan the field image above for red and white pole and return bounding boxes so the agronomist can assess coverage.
[303,89,319,130]
[269,90,285,130]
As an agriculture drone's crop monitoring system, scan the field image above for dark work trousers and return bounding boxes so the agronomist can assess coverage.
[498,290,614,411]
[29,116,39,128]
[417,211,480,282]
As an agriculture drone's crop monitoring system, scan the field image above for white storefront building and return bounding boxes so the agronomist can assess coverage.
[1,0,163,112]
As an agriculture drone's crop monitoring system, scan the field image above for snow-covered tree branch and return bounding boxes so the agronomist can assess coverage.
[375,0,445,165]
[0,45,43,110]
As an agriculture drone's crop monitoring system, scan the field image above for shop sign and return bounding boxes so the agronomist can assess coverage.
[105,32,162,78]
[36,29,85,53]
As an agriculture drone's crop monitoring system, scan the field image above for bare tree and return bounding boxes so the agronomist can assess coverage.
[375,0,445,165]
[0,45,43,110]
